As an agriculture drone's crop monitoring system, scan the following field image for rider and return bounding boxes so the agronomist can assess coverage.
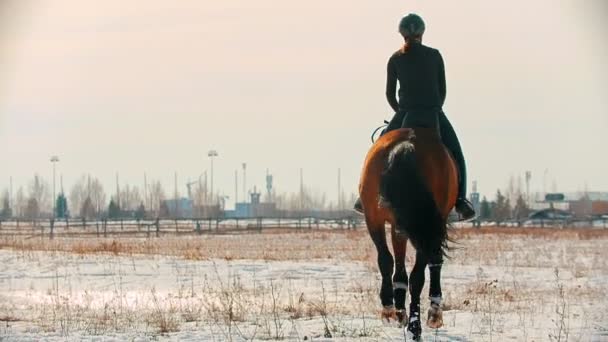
[355,13,476,220]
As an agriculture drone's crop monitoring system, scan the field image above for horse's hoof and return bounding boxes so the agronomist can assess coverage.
[395,309,408,327]
[427,304,443,329]
[407,318,422,340]
[381,305,396,322]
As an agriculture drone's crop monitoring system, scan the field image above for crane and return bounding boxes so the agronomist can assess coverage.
[186,180,198,200]
[186,172,206,200]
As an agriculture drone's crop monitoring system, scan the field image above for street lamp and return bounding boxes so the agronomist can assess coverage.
[50,156,59,218]
[207,150,218,203]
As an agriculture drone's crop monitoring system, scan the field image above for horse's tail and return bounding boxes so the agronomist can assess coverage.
[379,141,449,257]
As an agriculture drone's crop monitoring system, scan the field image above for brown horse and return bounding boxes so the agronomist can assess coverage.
[358,127,458,340]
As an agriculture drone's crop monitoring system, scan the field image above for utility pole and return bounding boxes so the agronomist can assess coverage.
[525,171,531,206]
[234,170,238,204]
[242,163,247,203]
[337,168,341,210]
[208,150,218,204]
[50,156,59,218]
[300,168,304,211]
[9,176,13,211]
[203,171,208,205]
[116,172,120,208]
[174,172,178,216]
[144,172,148,209]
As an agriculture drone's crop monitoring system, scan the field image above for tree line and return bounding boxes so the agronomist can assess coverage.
[0,174,359,220]
[478,190,531,224]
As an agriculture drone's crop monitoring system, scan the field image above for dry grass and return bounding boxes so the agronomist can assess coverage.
[1,226,605,264]
[1,226,607,340]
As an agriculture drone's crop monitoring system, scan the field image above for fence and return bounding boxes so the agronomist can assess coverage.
[0,215,605,240]
[0,215,363,239]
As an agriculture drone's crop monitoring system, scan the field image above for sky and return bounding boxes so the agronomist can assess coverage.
[0,0,606,207]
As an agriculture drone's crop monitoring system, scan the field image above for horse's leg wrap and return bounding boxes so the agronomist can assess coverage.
[427,261,444,329]
[393,280,408,324]
[407,301,422,340]
[377,248,395,307]
[428,262,443,299]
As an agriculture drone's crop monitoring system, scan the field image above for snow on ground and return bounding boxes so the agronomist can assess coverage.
[1,229,608,341]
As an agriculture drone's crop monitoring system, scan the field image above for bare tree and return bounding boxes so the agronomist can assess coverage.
[89,178,106,216]
[192,180,208,208]
[70,175,89,217]
[28,174,50,214]
[80,197,96,219]
[306,186,327,210]
[14,187,26,218]
[1,190,11,218]
[24,198,39,219]
[148,180,166,216]
[119,184,142,211]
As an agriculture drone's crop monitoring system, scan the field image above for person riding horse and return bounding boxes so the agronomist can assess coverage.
[355,13,476,221]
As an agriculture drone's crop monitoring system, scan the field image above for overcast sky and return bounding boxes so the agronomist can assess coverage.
[0,0,606,206]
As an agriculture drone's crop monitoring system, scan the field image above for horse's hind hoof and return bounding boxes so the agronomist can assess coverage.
[381,305,396,322]
[427,304,443,329]
[396,309,407,327]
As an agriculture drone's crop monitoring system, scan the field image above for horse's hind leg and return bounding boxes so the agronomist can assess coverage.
[407,250,426,340]
[390,226,408,325]
[427,253,444,329]
[367,220,395,320]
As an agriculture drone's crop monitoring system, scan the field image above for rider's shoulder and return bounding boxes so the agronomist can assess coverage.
[421,44,442,57]
[389,49,405,60]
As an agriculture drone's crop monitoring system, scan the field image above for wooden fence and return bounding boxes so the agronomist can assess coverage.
[0,216,363,239]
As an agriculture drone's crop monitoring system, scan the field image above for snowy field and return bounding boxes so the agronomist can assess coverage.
[1,227,607,341]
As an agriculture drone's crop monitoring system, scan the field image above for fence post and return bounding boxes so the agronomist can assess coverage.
[16,218,19,228]
[147,223,150,238]
[155,218,160,237]
[66,218,69,230]
[196,221,201,235]
[103,219,107,237]
[120,219,124,230]
[96,221,100,237]
[49,219,54,240]
[175,219,178,233]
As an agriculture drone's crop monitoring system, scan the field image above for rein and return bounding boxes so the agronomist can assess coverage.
[371,120,390,143]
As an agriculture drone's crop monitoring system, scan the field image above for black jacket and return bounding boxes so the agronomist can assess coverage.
[386,42,446,113]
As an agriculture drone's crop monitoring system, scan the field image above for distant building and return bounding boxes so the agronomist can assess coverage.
[567,192,608,218]
[529,192,608,218]
[162,198,194,218]
[224,189,277,218]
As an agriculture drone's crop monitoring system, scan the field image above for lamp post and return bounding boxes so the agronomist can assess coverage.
[50,156,59,218]
[208,150,218,203]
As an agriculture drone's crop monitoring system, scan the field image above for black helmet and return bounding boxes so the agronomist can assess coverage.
[398,13,425,38]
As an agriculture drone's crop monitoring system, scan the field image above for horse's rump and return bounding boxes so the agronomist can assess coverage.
[359,127,458,256]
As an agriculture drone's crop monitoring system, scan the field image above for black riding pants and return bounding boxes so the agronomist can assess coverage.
[383,110,468,199]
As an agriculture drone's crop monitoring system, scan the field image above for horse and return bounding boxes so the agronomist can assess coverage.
[358,126,458,340]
